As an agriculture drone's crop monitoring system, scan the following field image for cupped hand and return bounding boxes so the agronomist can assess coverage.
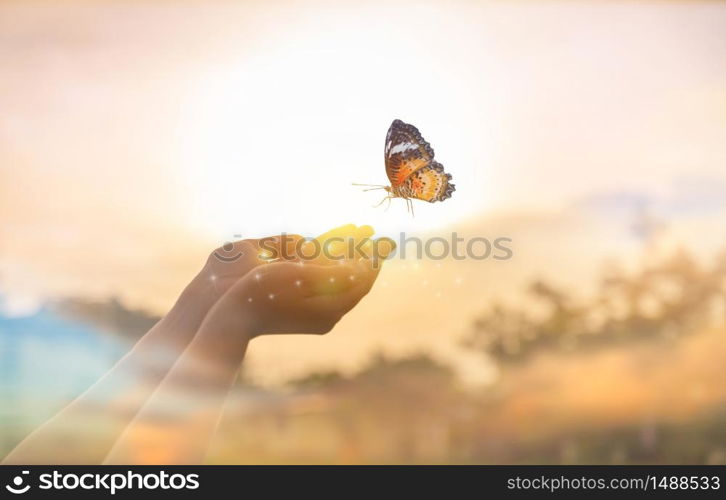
[199,224,393,338]
[220,257,381,336]
[191,224,382,300]
[189,234,304,301]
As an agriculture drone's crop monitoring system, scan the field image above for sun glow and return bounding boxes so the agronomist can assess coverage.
[177,5,499,242]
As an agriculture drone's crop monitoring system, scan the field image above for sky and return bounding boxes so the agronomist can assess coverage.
[1,0,726,383]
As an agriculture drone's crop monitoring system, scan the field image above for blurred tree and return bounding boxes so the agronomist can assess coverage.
[466,249,726,365]
[54,296,159,342]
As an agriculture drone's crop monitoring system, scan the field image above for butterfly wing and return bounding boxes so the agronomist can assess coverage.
[384,119,435,187]
[401,161,456,203]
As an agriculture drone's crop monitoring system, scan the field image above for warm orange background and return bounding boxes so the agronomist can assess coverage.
[1,0,725,463]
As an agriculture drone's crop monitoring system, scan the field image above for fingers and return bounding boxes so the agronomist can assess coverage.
[305,261,381,313]
[214,226,392,267]
[242,259,379,302]
[299,224,358,265]
[250,234,305,262]
[314,224,357,243]
[299,260,374,297]
[353,224,374,240]
[305,224,382,265]
[218,242,386,337]
[249,260,362,296]
[207,239,257,270]
[224,226,391,307]
[209,234,305,269]
[251,225,394,266]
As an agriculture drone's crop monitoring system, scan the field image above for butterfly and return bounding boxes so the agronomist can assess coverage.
[355,119,455,215]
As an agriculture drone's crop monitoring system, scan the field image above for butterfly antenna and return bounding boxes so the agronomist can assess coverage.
[352,183,388,192]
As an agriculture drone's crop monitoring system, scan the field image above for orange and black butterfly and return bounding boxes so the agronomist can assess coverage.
[355,119,455,215]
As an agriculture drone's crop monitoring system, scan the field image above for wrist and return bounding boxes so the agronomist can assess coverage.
[151,278,222,344]
[205,291,257,337]
[186,292,256,368]
[175,271,224,312]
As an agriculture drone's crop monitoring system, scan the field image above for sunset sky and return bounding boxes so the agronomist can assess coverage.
[2,0,726,383]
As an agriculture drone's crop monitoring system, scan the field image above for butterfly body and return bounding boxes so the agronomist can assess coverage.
[357,119,455,214]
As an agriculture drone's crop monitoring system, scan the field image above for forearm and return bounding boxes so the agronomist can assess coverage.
[103,296,252,465]
[3,228,380,465]
[2,278,220,465]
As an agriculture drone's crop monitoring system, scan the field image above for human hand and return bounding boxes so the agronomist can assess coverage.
[187,234,305,303]
[211,258,382,338]
[188,224,379,301]
[197,224,393,340]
